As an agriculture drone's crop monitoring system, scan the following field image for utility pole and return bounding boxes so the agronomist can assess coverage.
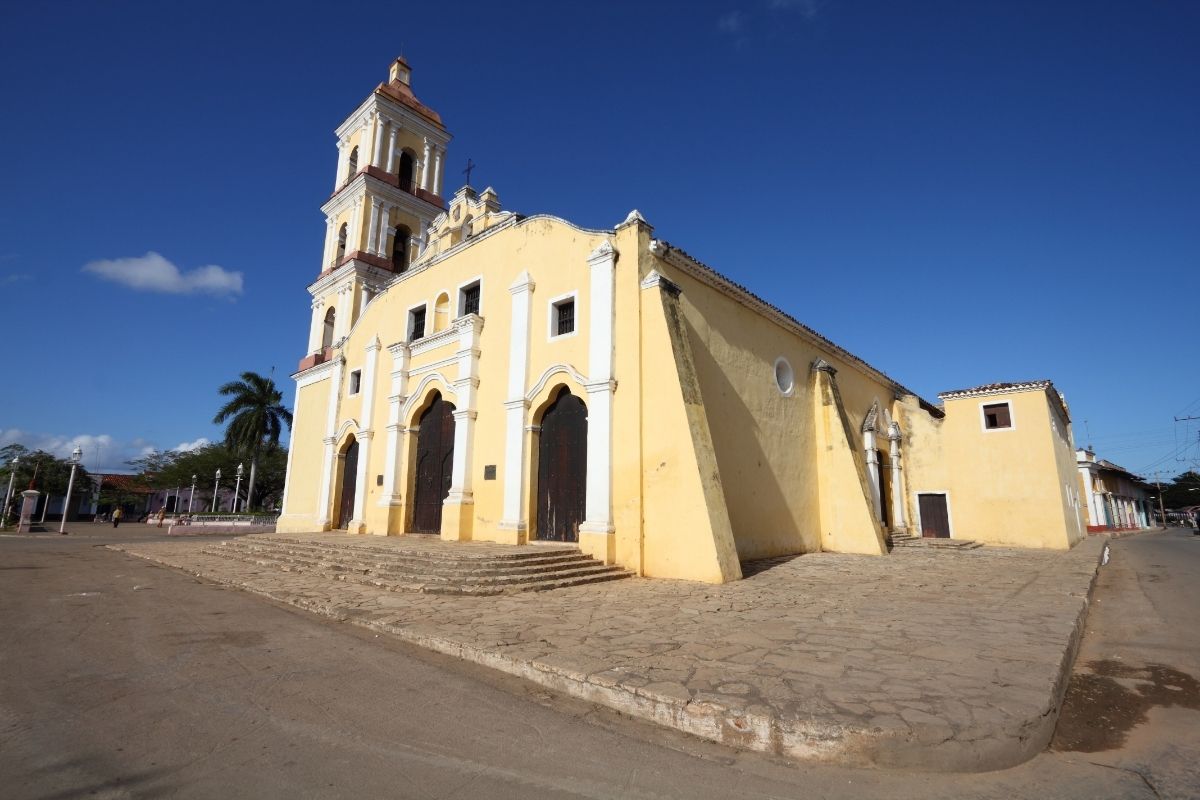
[1153,471,1168,528]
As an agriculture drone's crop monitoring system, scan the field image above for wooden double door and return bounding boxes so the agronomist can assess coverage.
[536,389,587,542]
[335,436,359,530]
[412,394,456,534]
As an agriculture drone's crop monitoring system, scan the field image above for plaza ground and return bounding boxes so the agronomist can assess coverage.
[1,525,1196,798]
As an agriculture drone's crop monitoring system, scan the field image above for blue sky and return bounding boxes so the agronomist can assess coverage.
[1,0,1197,477]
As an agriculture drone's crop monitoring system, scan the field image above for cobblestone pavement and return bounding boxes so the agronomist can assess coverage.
[110,534,1105,772]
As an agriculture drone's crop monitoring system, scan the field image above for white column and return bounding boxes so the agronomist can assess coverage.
[500,271,535,532]
[321,216,336,268]
[371,116,386,168]
[334,283,353,341]
[445,315,484,507]
[417,219,429,255]
[334,137,350,190]
[349,337,381,531]
[380,342,411,507]
[366,199,381,256]
[580,241,617,537]
[1078,466,1099,527]
[375,204,392,256]
[432,147,444,195]
[864,429,881,521]
[349,196,364,255]
[307,299,324,354]
[386,125,400,173]
[316,356,345,528]
[359,116,373,173]
[421,138,432,191]
[888,422,906,532]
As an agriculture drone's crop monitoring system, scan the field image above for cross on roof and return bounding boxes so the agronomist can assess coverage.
[463,158,476,185]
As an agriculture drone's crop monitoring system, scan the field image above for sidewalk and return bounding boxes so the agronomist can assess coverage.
[109,533,1106,772]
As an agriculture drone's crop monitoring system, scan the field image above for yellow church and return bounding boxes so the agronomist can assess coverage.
[278,59,1085,583]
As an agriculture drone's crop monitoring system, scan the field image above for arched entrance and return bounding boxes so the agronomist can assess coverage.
[412,392,455,533]
[335,435,358,530]
[536,388,587,542]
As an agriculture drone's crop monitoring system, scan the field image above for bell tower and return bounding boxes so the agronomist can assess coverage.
[300,57,452,370]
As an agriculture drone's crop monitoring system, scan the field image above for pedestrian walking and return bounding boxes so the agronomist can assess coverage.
[156,506,166,528]
[112,507,123,528]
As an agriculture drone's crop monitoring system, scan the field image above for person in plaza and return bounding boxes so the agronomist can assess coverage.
[111,506,123,528]
[156,506,166,528]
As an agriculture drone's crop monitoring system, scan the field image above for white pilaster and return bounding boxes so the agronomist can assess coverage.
[375,204,392,256]
[307,298,324,354]
[366,199,381,256]
[349,196,364,254]
[371,115,387,168]
[334,136,350,190]
[433,147,443,195]
[864,429,881,521]
[359,116,373,173]
[349,337,381,532]
[445,315,484,507]
[279,381,303,516]
[380,342,411,507]
[386,125,400,174]
[887,422,906,533]
[321,216,336,268]
[316,356,346,528]
[421,138,432,191]
[579,241,617,537]
[500,271,535,531]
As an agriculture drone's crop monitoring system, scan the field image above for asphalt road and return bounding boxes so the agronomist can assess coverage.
[0,524,1193,799]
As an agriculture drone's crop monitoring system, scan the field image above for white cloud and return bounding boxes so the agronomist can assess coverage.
[0,273,30,285]
[2,429,161,473]
[83,252,243,296]
[173,437,211,452]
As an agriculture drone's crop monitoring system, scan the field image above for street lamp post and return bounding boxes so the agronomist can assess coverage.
[59,447,82,535]
[233,463,244,513]
[211,469,221,513]
[189,475,197,513]
[2,456,18,528]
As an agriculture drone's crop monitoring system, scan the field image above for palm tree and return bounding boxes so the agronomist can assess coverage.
[213,371,293,511]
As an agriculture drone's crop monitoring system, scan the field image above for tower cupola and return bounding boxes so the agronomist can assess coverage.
[389,57,411,86]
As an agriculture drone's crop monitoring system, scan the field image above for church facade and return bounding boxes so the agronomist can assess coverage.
[278,59,1084,582]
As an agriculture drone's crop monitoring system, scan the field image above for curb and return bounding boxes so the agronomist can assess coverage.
[108,539,1107,772]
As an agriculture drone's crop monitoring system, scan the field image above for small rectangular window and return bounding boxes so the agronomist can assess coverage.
[409,307,426,341]
[461,282,480,316]
[349,369,362,395]
[983,402,1012,429]
[555,299,575,336]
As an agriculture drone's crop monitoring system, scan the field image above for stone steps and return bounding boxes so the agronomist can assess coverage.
[201,536,632,595]
[888,534,983,550]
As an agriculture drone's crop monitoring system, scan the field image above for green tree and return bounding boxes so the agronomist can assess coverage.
[213,371,293,511]
[1161,470,1200,509]
[1,443,94,522]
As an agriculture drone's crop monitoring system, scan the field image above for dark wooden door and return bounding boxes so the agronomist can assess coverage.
[876,451,890,529]
[536,390,587,542]
[412,394,455,533]
[336,437,359,530]
[918,493,951,538]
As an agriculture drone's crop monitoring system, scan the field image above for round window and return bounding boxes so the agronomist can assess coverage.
[774,357,794,396]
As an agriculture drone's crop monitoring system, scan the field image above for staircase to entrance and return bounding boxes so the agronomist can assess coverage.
[202,533,632,595]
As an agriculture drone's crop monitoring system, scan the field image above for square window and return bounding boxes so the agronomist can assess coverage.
[349,369,362,395]
[983,402,1012,429]
[554,299,575,337]
[460,282,480,316]
[409,307,426,341]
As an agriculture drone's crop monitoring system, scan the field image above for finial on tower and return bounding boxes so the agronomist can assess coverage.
[389,56,411,87]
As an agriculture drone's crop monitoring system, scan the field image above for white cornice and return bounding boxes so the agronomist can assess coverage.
[410,326,458,356]
[321,172,444,219]
[308,260,393,297]
[334,94,451,145]
[937,381,1052,400]
[292,357,338,386]
[649,239,929,404]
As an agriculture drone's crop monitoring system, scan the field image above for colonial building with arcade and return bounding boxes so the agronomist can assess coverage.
[278,59,1086,583]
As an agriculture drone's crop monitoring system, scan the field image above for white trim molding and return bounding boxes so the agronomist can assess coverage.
[500,271,535,533]
[580,240,617,541]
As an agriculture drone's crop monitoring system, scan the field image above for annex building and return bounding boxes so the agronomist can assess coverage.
[278,59,1085,583]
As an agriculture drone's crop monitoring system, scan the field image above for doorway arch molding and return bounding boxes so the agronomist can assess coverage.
[401,372,457,425]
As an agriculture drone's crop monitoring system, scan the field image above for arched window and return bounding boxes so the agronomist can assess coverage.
[392,224,411,273]
[399,151,415,192]
[336,223,348,263]
[347,146,358,180]
[322,307,336,350]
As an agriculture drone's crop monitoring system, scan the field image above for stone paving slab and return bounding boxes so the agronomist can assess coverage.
[108,534,1106,772]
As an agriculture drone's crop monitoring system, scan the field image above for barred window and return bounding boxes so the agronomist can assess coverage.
[555,299,575,336]
[409,307,426,341]
[461,282,480,316]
